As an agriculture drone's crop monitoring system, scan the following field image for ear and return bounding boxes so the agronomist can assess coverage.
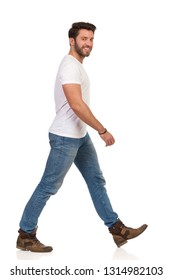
[69,38,75,46]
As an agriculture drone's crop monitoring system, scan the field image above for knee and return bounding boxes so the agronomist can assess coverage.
[37,180,62,196]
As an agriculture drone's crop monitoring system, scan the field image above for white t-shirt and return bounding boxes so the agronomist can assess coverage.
[49,55,90,138]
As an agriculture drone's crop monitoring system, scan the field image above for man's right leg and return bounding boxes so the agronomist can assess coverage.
[74,133,148,247]
[17,133,79,252]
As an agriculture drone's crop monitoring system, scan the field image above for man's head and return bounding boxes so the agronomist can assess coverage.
[68,22,96,40]
[68,22,96,62]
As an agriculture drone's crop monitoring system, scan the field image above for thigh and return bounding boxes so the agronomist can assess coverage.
[42,133,79,185]
[74,134,103,179]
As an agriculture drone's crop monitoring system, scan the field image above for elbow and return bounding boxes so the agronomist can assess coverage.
[70,102,81,114]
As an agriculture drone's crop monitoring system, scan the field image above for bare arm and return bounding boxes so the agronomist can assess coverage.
[62,84,115,146]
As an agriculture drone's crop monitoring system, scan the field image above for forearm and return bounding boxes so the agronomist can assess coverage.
[72,101,115,146]
[62,83,106,134]
[62,83,115,146]
[71,101,105,133]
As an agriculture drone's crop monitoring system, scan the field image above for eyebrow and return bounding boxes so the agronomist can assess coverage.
[81,36,94,39]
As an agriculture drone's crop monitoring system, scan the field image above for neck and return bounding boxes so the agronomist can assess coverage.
[68,50,84,63]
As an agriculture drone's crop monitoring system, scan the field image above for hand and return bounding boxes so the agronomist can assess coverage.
[100,131,115,146]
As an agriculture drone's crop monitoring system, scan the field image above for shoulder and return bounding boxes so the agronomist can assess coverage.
[59,56,80,74]
[58,56,81,84]
[60,55,79,67]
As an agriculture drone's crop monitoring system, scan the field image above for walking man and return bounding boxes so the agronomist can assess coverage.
[17,22,147,252]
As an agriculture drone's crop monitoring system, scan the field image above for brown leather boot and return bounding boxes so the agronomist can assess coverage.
[16,228,53,252]
[109,219,148,247]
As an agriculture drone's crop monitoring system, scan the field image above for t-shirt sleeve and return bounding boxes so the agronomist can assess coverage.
[59,61,81,85]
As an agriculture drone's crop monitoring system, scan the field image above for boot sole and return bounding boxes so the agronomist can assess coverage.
[16,244,53,253]
[17,245,29,251]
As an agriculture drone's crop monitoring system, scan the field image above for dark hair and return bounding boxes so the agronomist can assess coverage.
[68,22,96,39]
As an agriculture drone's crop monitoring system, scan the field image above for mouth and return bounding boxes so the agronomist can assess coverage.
[83,47,91,52]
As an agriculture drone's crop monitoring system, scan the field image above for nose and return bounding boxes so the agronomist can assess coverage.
[85,43,92,49]
[86,39,93,46]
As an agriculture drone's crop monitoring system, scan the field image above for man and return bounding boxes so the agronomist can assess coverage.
[17,22,147,253]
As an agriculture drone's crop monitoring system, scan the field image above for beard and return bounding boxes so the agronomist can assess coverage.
[74,41,92,58]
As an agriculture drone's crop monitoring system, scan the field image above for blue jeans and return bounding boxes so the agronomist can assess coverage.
[19,133,118,232]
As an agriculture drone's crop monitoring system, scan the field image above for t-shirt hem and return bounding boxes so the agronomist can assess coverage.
[48,129,87,139]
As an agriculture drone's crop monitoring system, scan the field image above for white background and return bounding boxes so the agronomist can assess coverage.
[0,0,173,278]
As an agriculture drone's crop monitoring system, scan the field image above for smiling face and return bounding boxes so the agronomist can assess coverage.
[69,29,94,62]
